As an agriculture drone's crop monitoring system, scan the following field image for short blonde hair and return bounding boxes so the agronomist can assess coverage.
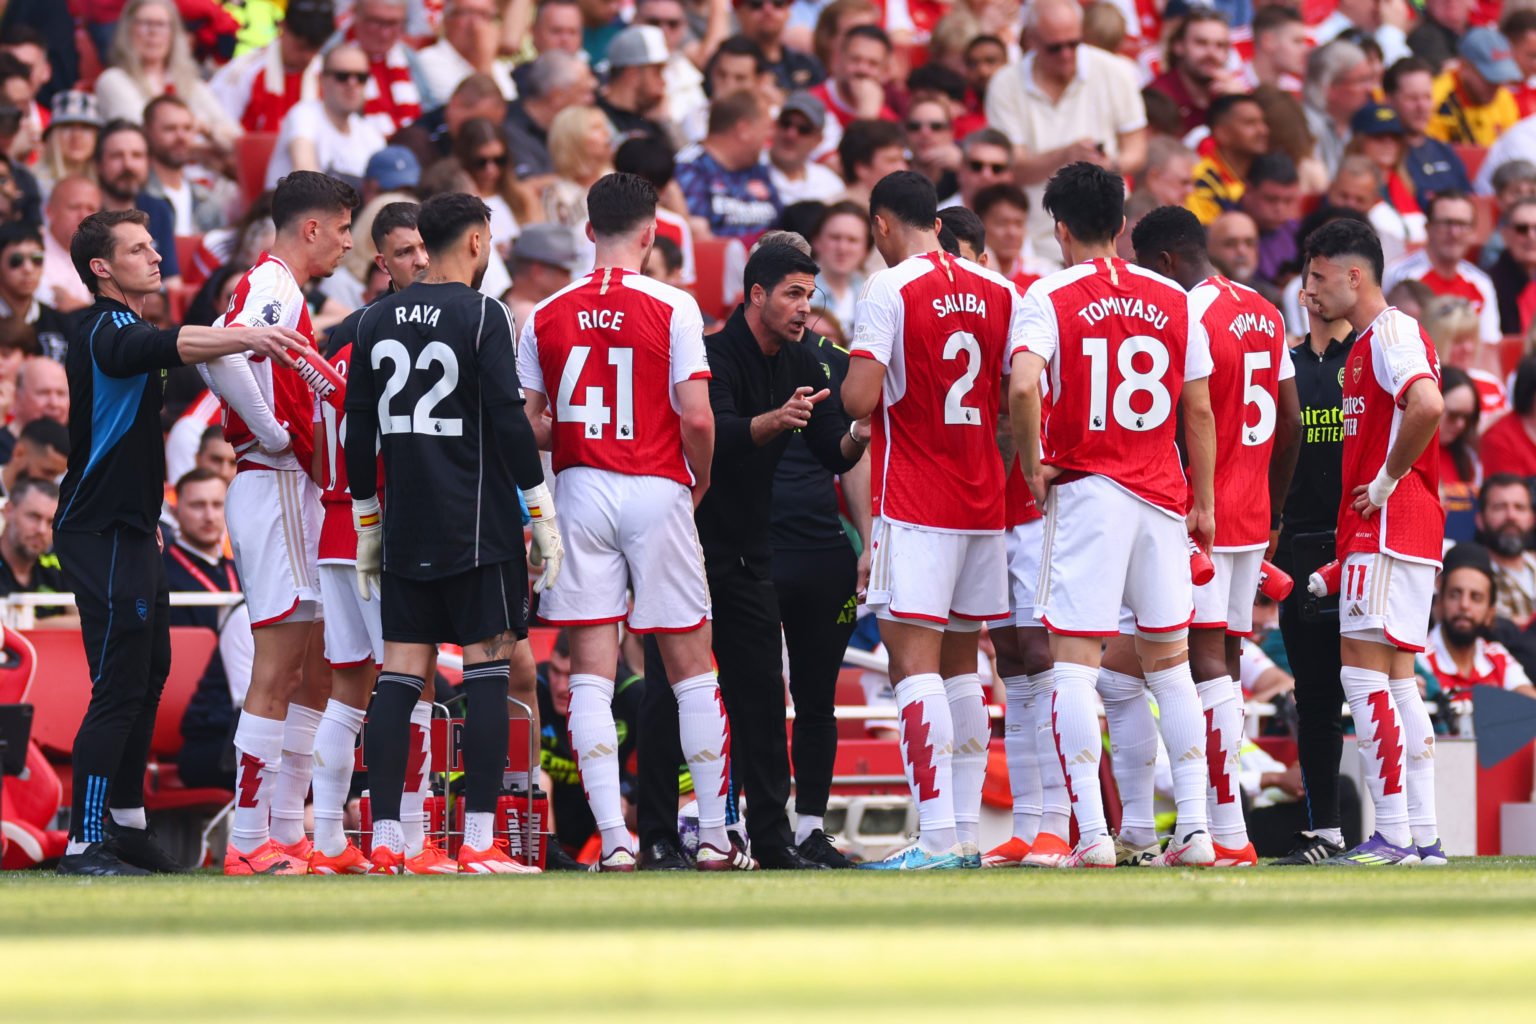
[548,106,611,183]
[1420,294,1480,362]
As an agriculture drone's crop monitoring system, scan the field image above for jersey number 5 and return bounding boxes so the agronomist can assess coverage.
[1083,335,1172,432]
[557,346,635,440]
[373,340,463,437]
[1242,350,1277,446]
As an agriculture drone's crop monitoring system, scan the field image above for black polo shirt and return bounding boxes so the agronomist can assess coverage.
[55,298,184,535]
[769,331,852,553]
[1282,331,1356,536]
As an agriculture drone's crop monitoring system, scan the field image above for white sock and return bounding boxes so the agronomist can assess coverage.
[1390,676,1438,847]
[312,699,365,857]
[895,673,958,854]
[1340,666,1409,847]
[65,840,89,855]
[230,712,284,853]
[1028,670,1071,839]
[674,673,731,851]
[401,702,432,855]
[270,703,322,845]
[109,807,146,830]
[1197,675,1248,848]
[464,811,495,851]
[1146,664,1209,838]
[373,818,404,855]
[1049,663,1106,839]
[1315,827,1345,846]
[567,673,629,856]
[1002,674,1042,842]
[1097,668,1158,846]
[943,672,989,849]
[795,814,824,845]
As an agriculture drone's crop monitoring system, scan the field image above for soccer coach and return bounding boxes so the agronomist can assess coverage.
[54,210,312,875]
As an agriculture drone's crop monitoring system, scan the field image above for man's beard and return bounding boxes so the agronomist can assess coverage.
[151,148,187,170]
[1477,524,1530,559]
[106,174,141,201]
[1443,617,1485,649]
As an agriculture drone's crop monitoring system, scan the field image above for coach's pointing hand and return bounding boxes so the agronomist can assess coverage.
[235,325,315,369]
[781,386,829,430]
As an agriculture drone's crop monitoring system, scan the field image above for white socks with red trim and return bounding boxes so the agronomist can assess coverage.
[230,712,283,854]
[1098,668,1158,847]
[944,672,989,849]
[567,673,629,857]
[1390,675,1438,847]
[674,673,731,852]
[312,699,365,857]
[895,674,957,854]
[1197,675,1248,848]
[400,701,433,855]
[1341,666,1410,847]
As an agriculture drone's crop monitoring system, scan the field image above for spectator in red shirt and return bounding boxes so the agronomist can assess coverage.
[1502,10,1536,118]
[1148,6,1240,135]
[1426,544,1536,715]
[1479,357,1536,480]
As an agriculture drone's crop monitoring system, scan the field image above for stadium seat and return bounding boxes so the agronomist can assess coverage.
[1455,144,1487,184]
[525,628,559,665]
[21,629,94,760]
[1,740,67,869]
[144,628,230,813]
[0,626,37,704]
[691,237,747,321]
[235,133,279,205]
[1502,335,1525,378]
[1471,194,1499,251]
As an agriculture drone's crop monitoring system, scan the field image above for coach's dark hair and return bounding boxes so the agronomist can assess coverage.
[8,475,59,506]
[839,119,905,184]
[1247,151,1298,189]
[1131,205,1207,268]
[869,170,937,230]
[93,118,147,164]
[0,220,42,253]
[371,201,421,251]
[587,172,658,239]
[272,170,361,233]
[938,207,985,256]
[614,135,678,191]
[1042,162,1125,245]
[974,182,1029,220]
[417,192,492,254]
[18,416,69,457]
[175,466,224,497]
[1303,217,1384,285]
[743,242,819,301]
[70,209,150,294]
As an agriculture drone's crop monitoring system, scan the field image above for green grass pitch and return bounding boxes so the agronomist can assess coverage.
[6,861,1536,1021]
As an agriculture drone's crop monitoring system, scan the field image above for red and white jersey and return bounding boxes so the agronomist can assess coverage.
[1014,258,1211,518]
[1338,307,1445,566]
[1383,250,1501,345]
[1469,366,1509,417]
[516,267,710,487]
[218,252,318,473]
[314,343,367,564]
[654,207,698,286]
[1193,276,1293,550]
[1002,363,1050,529]
[852,251,1018,533]
[1425,625,1533,699]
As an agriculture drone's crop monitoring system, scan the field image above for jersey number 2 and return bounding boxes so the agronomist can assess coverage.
[372,340,463,437]
[557,346,635,440]
[942,331,983,426]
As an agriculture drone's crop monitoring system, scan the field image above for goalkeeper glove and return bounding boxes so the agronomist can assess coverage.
[521,482,564,593]
[353,496,382,600]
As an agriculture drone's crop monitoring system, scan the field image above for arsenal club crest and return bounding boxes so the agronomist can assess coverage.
[1352,358,1363,384]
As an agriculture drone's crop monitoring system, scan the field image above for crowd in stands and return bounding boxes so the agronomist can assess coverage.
[4,0,1536,856]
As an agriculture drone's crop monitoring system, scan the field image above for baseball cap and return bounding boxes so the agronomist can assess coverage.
[365,146,422,191]
[512,224,579,270]
[47,91,102,132]
[779,92,827,132]
[1460,27,1522,86]
[1350,102,1405,138]
[607,25,670,69]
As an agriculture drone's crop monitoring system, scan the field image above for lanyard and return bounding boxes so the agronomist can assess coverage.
[169,544,237,593]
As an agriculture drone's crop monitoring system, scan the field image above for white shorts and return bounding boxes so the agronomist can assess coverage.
[1037,475,1193,637]
[866,517,1008,633]
[535,467,711,633]
[318,563,383,667]
[226,469,322,628]
[1193,549,1266,635]
[1006,519,1045,629]
[1339,552,1436,652]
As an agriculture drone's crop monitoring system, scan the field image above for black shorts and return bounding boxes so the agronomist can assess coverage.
[382,560,529,647]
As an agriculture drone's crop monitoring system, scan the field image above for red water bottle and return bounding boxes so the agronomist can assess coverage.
[1308,559,1341,597]
[359,790,374,855]
[291,351,345,412]
[1188,533,1214,585]
[498,787,549,869]
[1257,559,1294,600]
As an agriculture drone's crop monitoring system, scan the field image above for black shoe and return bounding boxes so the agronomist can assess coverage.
[637,840,692,871]
[57,842,151,876]
[755,843,832,870]
[104,819,187,874]
[795,829,853,868]
[545,843,585,871]
[1270,831,1346,866]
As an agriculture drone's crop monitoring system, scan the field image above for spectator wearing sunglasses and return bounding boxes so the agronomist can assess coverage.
[984,0,1146,269]
[0,222,68,362]
[939,128,1015,212]
[904,97,959,199]
[265,43,389,190]
[768,92,842,205]
[735,0,826,94]
[1491,197,1536,338]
